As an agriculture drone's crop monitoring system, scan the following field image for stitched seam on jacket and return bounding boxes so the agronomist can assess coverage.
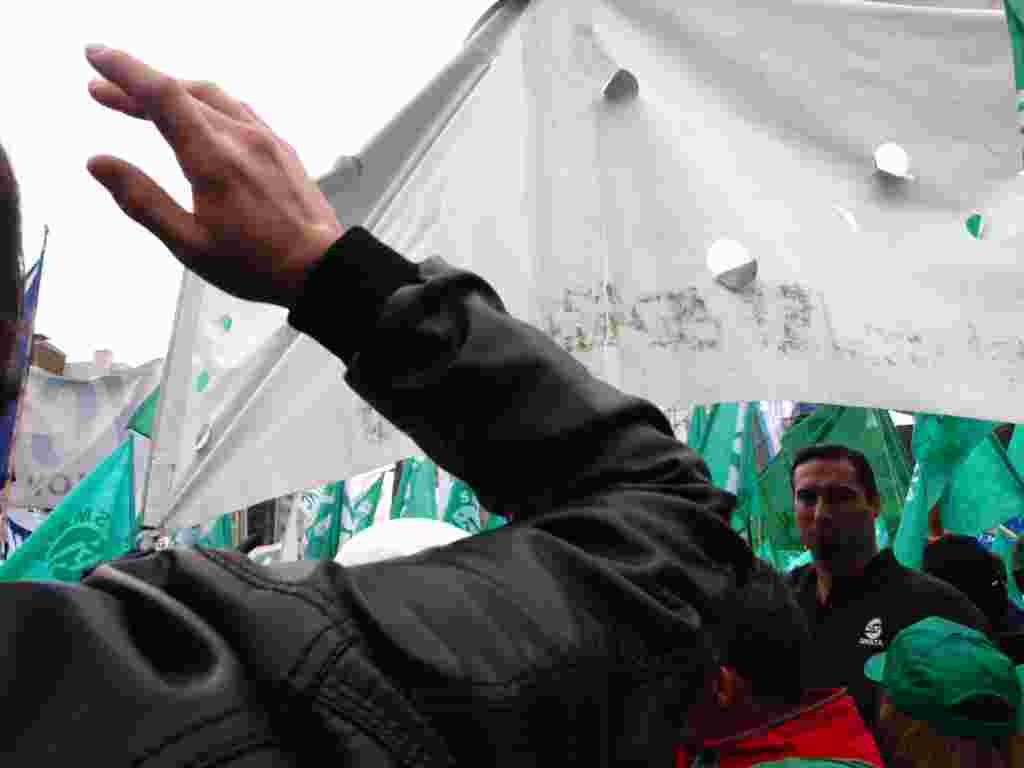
[283,621,342,686]
[307,635,352,694]
[130,706,249,766]
[183,732,283,768]
[311,638,428,765]
[313,637,449,767]
[315,683,435,768]
[201,549,350,626]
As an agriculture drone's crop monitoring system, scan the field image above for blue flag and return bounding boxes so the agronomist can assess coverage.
[0,255,43,486]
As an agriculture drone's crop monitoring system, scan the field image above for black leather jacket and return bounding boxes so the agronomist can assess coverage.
[0,228,753,766]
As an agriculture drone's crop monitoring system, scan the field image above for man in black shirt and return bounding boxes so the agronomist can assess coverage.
[786,444,989,734]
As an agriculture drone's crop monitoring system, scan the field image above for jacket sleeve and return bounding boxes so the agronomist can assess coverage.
[87,228,754,765]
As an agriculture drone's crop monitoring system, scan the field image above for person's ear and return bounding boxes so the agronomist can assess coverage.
[714,667,739,708]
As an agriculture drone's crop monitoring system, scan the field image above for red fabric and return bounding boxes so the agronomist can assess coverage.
[676,689,883,768]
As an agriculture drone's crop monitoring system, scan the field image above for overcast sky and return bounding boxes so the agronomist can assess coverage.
[2,1,489,367]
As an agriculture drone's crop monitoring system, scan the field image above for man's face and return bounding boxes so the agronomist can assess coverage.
[793,458,879,567]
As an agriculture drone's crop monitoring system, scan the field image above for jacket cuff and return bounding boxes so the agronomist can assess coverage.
[287,227,422,364]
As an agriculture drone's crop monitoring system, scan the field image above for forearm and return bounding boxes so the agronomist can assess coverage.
[288,228,733,523]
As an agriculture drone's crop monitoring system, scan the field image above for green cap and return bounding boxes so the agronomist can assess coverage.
[864,616,1024,738]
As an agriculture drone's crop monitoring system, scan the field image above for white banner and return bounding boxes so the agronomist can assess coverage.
[12,361,162,509]
[153,0,1024,529]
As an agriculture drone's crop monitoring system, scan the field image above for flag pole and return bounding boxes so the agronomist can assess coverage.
[0,225,49,555]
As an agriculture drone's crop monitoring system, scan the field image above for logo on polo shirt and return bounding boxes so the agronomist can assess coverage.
[859,617,884,648]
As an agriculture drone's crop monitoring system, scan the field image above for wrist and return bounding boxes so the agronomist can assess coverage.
[280,224,346,309]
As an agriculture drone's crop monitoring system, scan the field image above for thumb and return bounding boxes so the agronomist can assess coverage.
[87,154,207,261]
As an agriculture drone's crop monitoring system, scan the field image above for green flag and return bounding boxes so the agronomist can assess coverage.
[687,402,768,539]
[686,405,708,451]
[127,385,160,438]
[443,478,483,533]
[346,475,383,533]
[303,481,347,560]
[894,414,996,569]
[391,457,439,520]
[1008,423,1024,475]
[940,435,1024,536]
[483,510,508,530]
[0,438,137,582]
[733,403,767,536]
[739,406,912,556]
[1005,0,1024,128]
[687,403,743,491]
[198,513,235,549]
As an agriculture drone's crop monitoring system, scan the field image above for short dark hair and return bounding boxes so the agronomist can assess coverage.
[0,142,23,365]
[924,535,1008,632]
[790,444,880,502]
[719,558,809,706]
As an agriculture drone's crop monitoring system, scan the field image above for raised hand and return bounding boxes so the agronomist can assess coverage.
[85,45,344,308]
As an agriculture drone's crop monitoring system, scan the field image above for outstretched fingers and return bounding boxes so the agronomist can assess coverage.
[88,76,258,126]
[85,47,212,156]
[86,154,208,265]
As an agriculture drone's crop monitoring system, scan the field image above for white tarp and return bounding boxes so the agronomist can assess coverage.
[150,0,1024,529]
[13,361,161,510]
[144,3,523,529]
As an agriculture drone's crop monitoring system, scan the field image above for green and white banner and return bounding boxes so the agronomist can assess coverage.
[0,437,137,582]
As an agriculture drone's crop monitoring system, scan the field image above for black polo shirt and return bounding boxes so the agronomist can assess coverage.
[787,549,990,729]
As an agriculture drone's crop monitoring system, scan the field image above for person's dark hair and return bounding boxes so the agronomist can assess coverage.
[0,142,23,382]
[720,558,809,706]
[924,535,1009,633]
[790,444,880,502]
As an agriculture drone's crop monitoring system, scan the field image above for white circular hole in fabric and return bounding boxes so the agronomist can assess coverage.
[874,143,911,178]
[602,68,639,103]
[335,518,471,567]
[707,238,757,291]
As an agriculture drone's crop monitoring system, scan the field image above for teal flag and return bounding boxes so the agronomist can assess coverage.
[1005,0,1024,126]
[687,405,708,452]
[303,481,347,560]
[198,513,235,549]
[688,402,767,538]
[484,511,508,530]
[346,475,383,533]
[894,414,995,570]
[391,458,439,520]
[443,478,484,533]
[941,435,1024,536]
[733,403,765,535]
[1008,423,1024,475]
[687,403,743,491]
[0,438,137,582]
[127,385,160,438]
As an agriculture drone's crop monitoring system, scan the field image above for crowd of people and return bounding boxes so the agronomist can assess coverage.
[0,45,1021,767]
